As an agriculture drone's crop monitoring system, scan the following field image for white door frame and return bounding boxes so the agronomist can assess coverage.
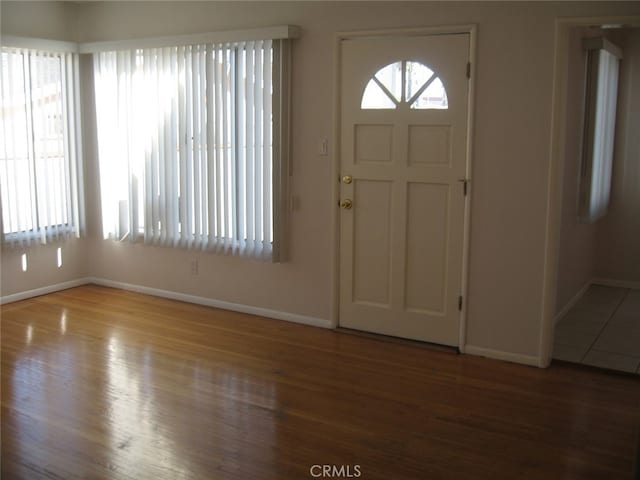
[330,25,478,352]
[539,15,640,368]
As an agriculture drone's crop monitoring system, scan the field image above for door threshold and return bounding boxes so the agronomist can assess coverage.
[335,327,459,354]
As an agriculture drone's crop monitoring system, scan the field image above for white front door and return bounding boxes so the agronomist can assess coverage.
[339,33,470,346]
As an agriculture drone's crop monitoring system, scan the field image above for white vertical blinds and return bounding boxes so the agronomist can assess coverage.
[0,48,84,247]
[93,39,286,260]
[579,39,621,224]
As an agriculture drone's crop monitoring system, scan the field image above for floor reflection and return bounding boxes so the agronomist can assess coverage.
[60,310,67,335]
[106,335,191,478]
[4,293,280,478]
[25,324,33,345]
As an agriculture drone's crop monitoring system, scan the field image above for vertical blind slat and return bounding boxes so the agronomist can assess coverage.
[206,44,215,247]
[230,46,238,254]
[61,53,74,234]
[263,41,272,256]
[184,46,194,247]
[25,52,38,241]
[199,46,208,249]
[169,47,179,245]
[254,41,263,254]
[177,46,187,247]
[236,43,246,254]
[221,46,229,253]
[214,44,223,251]
[245,43,255,254]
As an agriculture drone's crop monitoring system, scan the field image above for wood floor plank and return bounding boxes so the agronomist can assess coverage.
[2,285,639,479]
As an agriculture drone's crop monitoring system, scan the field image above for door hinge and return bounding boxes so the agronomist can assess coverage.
[466,62,471,79]
[458,178,469,196]
[458,295,463,311]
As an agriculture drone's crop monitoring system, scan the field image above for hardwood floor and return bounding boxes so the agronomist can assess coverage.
[2,285,639,479]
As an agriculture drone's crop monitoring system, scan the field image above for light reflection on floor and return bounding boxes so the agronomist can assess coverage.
[106,335,191,478]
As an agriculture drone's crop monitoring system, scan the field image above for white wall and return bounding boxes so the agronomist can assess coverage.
[2,1,640,363]
[595,28,640,284]
[0,1,76,41]
[1,239,90,297]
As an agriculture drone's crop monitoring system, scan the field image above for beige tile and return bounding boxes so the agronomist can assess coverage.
[608,308,640,328]
[571,301,617,317]
[556,310,608,335]
[592,326,640,357]
[625,289,640,304]
[582,285,627,305]
[613,294,640,317]
[582,350,640,373]
[553,344,588,363]
[622,304,640,316]
[553,327,598,349]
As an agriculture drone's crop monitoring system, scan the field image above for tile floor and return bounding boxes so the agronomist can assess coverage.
[553,285,640,374]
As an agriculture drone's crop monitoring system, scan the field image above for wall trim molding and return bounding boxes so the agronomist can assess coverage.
[465,345,541,368]
[554,281,591,324]
[592,278,640,290]
[1,276,332,330]
[0,278,92,304]
[88,277,333,329]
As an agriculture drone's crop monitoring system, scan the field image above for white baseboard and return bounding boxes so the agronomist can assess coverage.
[0,278,92,304]
[465,345,541,367]
[592,278,640,290]
[554,281,591,324]
[88,277,333,329]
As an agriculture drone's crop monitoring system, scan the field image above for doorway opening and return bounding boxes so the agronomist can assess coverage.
[551,23,640,374]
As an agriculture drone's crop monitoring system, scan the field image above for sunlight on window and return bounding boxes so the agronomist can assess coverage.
[361,60,448,110]
[411,77,448,110]
[375,62,402,102]
[361,80,397,109]
[405,62,434,100]
[93,41,279,259]
[1,48,81,246]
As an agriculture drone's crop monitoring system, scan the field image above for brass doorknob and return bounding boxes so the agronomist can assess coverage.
[340,199,353,210]
[342,175,353,184]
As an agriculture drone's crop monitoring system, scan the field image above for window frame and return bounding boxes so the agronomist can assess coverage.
[91,35,292,261]
[360,60,449,110]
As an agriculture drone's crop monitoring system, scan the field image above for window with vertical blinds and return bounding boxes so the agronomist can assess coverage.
[0,47,84,247]
[93,38,290,261]
[578,37,621,224]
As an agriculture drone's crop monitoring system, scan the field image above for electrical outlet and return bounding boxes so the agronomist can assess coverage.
[190,259,199,275]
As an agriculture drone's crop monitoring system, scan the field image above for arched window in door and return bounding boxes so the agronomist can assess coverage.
[361,61,448,110]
